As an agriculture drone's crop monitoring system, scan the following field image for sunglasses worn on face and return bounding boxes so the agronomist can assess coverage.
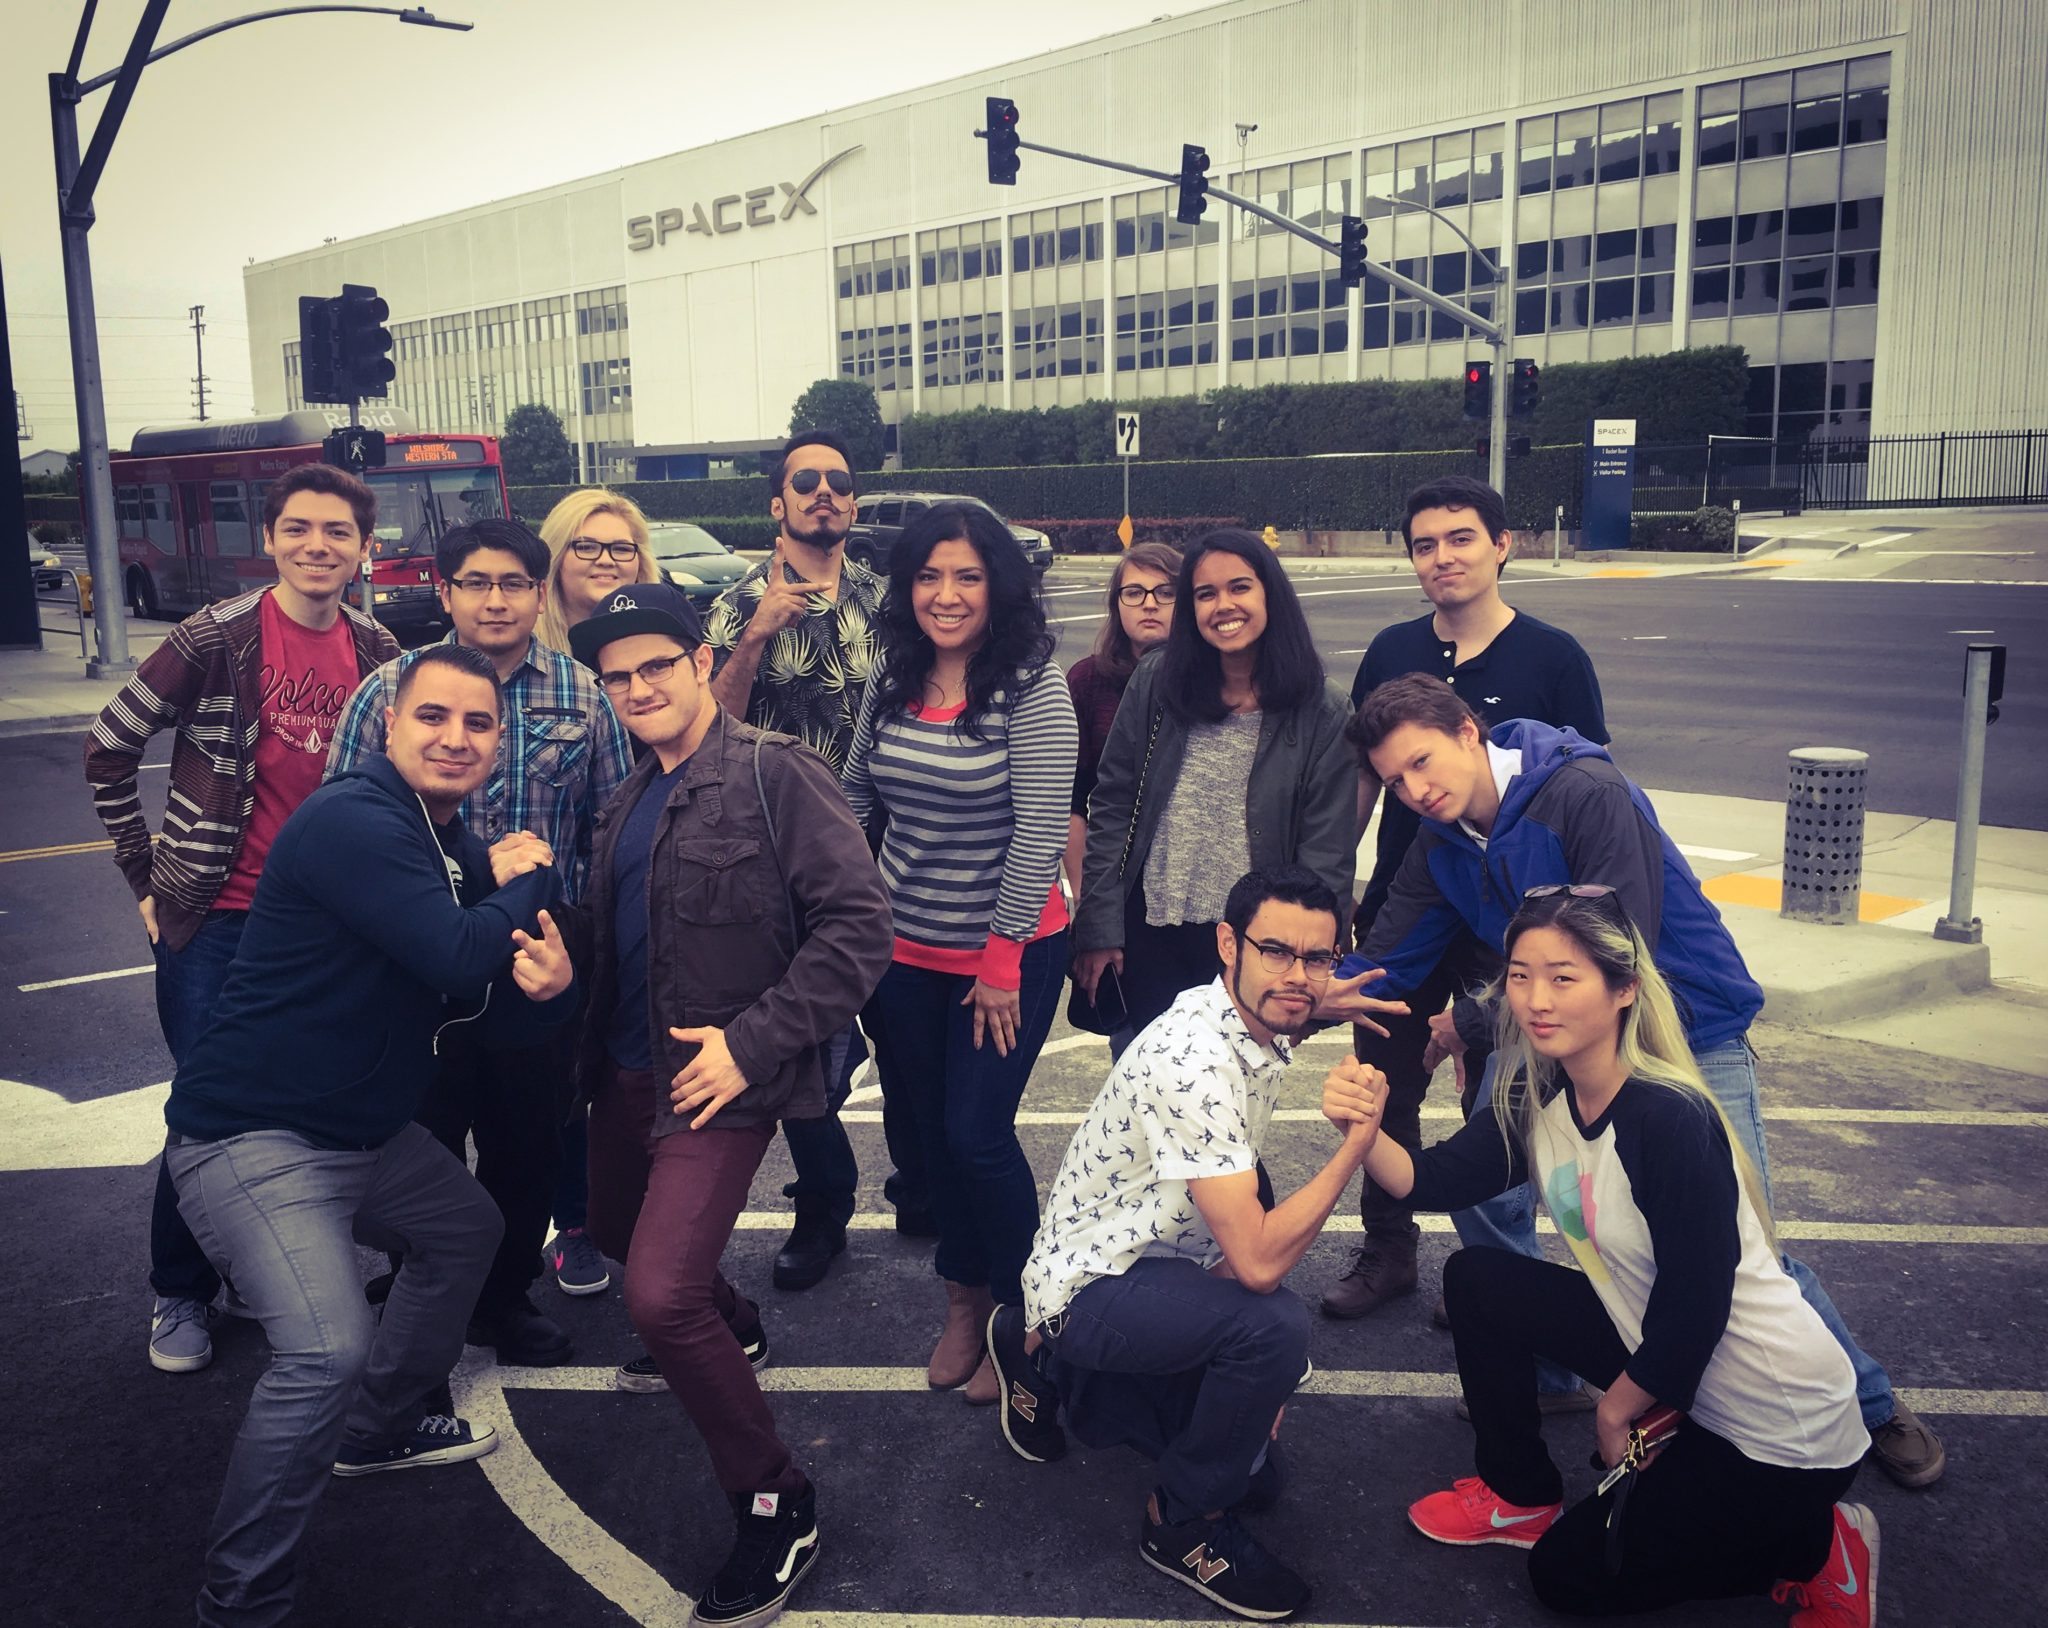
[787,467,854,497]
[570,538,641,563]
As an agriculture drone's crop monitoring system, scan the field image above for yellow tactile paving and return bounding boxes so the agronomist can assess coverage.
[1701,871,1924,922]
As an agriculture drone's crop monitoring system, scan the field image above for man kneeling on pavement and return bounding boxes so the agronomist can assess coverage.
[992,865,1406,1623]
[163,644,577,1627]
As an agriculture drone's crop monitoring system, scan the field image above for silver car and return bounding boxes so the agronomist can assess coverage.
[846,493,1054,576]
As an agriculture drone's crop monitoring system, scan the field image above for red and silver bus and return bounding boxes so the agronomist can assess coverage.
[112,407,510,631]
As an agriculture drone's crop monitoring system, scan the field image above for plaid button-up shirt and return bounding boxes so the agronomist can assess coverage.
[326,633,633,903]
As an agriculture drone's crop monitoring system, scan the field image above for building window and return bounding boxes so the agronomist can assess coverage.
[1697,81,1739,168]
[1844,55,1890,144]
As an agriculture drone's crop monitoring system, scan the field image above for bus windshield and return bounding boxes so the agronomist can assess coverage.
[365,466,505,559]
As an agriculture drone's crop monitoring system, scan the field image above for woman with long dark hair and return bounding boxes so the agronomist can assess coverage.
[841,502,1077,1404]
[1324,888,1875,1623]
[1071,529,1360,1037]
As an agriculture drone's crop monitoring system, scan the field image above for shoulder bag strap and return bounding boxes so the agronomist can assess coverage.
[753,733,804,946]
[1113,706,1165,881]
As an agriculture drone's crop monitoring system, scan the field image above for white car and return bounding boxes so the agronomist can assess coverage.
[25,530,66,592]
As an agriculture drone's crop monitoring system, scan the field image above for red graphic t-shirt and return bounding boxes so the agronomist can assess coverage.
[214,593,362,910]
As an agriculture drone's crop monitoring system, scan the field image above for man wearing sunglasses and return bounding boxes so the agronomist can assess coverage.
[991,866,1381,1622]
[1333,671,1945,1491]
[328,517,634,1370]
[703,428,903,1292]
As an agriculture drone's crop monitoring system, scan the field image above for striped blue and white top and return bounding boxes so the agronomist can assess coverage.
[841,661,1078,989]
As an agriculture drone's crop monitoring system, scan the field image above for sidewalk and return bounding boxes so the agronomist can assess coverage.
[0,605,169,739]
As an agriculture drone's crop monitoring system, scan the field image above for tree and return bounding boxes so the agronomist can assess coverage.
[499,403,575,486]
[788,378,885,471]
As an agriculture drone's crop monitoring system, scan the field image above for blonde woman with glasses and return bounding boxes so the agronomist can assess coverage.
[537,489,661,656]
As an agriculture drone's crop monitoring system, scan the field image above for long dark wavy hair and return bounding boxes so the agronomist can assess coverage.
[871,501,1054,742]
[1156,528,1324,723]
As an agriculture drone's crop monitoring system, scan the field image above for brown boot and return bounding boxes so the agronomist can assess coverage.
[1319,1235,1419,1320]
[961,1352,999,1406]
[929,1281,993,1390]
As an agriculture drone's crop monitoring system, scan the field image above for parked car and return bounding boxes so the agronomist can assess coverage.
[846,493,1053,575]
[646,521,753,612]
[24,530,66,592]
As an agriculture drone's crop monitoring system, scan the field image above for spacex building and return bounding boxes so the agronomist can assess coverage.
[242,0,2046,483]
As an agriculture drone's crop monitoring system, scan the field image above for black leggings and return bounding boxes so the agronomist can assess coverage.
[1445,1246,1857,1617]
[1119,882,1225,1038]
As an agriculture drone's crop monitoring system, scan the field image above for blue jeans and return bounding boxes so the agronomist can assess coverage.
[1048,1255,1310,1523]
[149,910,247,1301]
[865,933,1066,1304]
[167,1123,501,1627]
[779,1022,863,1226]
[1450,1038,1896,1428]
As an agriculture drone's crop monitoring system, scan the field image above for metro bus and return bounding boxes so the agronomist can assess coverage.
[111,406,510,632]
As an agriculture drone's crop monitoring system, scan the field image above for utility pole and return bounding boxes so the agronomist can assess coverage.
[2,254,43,648]
[189,303,209,421]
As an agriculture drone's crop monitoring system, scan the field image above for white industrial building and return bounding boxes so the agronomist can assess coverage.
[242,0,2048,482]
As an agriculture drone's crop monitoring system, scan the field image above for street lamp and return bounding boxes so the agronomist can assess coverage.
[51,3,472,675]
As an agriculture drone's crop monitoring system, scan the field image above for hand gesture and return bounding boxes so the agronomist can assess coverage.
[490,830,555,886]
[1421,1006,1467,1073]
[669,1025,751,1128]
[510,910,572,1000]
[1321,1055,1388,1148]
[965,977,1022,1056]
[1072,946,1124,1002]
[1312,963,1409,1036]
[743,546,830,645]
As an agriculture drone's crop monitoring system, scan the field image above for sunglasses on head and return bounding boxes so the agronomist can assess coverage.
[1523,884,1618,901]
[786,467,854,497]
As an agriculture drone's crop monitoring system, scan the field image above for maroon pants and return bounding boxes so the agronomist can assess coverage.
[586,1063,803,1497]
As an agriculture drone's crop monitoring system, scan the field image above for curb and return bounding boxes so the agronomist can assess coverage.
[1737,914,1993,1028]
[0,713,99,742]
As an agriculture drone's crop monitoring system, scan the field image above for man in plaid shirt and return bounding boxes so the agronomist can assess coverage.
[329,517,631,1365]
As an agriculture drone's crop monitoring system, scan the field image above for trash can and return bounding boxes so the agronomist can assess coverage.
[1781,747,1868,924]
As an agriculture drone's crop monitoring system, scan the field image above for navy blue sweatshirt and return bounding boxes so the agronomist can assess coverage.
[167,753,565,1149]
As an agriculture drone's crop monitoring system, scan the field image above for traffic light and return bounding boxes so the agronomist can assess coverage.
[336,283,394,399]
[985,97,1020,185]
[1462,359,1492,421]
[1474,437,1490,459]
[322,426,387,474]
[1175,143,1210,225]
[1511,357,1541,416]
[1338,215,1368,287]
[297,294,345,405]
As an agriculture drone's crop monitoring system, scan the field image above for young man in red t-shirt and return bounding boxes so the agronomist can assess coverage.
[86,462,399,1375]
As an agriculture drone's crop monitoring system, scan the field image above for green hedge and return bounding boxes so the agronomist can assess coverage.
[1627,506,1741,552]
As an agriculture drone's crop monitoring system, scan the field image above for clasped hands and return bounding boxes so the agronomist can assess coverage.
[1321,1055,1390,1150]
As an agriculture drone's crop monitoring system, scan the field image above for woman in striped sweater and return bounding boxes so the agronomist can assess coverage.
[842,502,1079,1406]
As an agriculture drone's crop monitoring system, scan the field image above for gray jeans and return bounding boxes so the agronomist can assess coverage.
[166,1122,502,1627]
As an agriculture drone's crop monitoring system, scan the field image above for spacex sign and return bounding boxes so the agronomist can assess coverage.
[626,147,863,252]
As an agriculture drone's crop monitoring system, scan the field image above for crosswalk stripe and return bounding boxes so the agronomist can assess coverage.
[840,1106,2048,1130]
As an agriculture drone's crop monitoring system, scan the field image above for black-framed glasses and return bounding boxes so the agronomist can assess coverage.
[569,537,642,563]
[448,573,539,596]
[1244,939,1341,979]
[1117,582,1177,606]
[1523,884,1619,901]
[786,467,854,498]
[597,654,683,693]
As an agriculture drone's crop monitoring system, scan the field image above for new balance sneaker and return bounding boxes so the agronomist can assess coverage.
[617,1313,772,1392]
[546,1228,612,1297]
[1772,1502,1878,1628]
[1407,1476,1562,1549]
[1138,1502,1311,1621]
[688,1485,820,1628]
[986,1305,1064,1463]
[149,1295,215,1373]
[332,1414,497,1477]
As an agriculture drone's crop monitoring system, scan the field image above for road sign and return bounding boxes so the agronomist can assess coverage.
[1114,411,1141,458]
[1117,514,1134,549]
[1582,417,1639,552]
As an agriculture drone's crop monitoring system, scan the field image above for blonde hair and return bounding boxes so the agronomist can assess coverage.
[1489,893,1780,1259]
[536,488,659,654]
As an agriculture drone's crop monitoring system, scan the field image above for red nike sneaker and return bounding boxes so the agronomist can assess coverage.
[1773,1502,1879,1628]
[1407,1476,1562,1549]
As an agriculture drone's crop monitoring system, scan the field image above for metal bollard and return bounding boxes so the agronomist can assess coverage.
[1781,747,1868,924]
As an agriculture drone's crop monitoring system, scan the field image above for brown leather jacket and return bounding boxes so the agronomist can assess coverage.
[567,711,892,1134]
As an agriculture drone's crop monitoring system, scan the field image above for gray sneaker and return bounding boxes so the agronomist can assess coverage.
[150,1296,216,1373]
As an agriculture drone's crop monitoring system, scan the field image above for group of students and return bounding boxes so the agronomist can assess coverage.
[88,442,1930,1628]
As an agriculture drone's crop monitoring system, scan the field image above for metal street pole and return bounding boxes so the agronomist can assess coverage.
[1933,645,1998,945]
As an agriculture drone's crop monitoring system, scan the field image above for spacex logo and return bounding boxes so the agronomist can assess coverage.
[626,148,864,251]
[608,593,637,613]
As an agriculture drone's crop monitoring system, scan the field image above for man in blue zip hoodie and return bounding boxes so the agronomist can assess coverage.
[164,644,577,1628]
[1327,671,1943,1491]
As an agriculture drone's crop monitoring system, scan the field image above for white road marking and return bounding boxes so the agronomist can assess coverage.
[19,964,153,993]
[1949,629,1995,634]
[1674,843,1761,862]
[1624,635,1669,641]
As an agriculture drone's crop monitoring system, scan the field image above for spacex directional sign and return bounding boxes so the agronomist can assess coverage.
[627,146,863,251]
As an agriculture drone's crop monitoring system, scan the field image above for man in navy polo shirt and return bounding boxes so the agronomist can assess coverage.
[1320,475,1608,1335]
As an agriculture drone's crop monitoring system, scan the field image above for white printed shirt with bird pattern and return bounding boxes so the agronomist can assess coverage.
[1022,978,1293,1328]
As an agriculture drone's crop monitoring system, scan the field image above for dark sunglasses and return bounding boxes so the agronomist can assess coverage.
[787,467,854,497]
[1523,884,1619,901]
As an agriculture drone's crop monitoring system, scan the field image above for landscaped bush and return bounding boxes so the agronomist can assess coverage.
[1028,517,1244,554]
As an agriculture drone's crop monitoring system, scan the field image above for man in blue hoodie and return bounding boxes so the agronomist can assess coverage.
[164,644,576,1627]
[1324,671,1943,1491]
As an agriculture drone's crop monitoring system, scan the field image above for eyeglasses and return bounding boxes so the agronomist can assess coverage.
[597,654,685,694]
[1523,884,1619,901]
[448,574,539,596]
[786,467,854,498]
[569,538,642,563]
[1117,583,1178,607]
[1244,939,1341,979]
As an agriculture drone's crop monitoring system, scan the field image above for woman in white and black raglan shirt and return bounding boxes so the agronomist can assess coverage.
[1323,888,1878,1626]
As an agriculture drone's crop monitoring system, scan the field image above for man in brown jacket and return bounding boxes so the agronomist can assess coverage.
[565,583,890,1628]
[84,462,398,1375]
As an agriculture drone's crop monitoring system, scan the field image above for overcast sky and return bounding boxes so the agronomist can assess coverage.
[6,0,1216,453]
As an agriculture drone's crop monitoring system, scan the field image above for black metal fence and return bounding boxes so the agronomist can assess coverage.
[1801,429,2048,509]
